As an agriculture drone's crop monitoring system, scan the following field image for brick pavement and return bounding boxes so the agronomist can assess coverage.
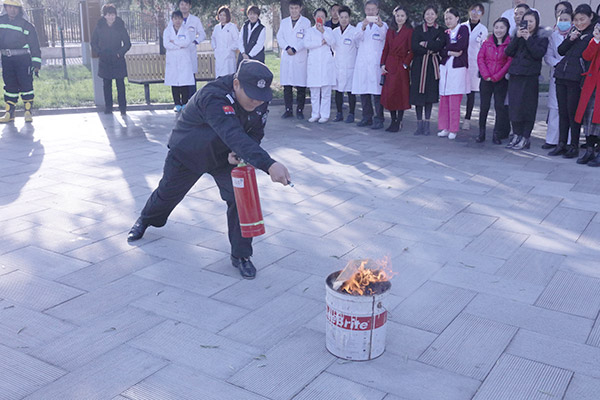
[0,103,599,399]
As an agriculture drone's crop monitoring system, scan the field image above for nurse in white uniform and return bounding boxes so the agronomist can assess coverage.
[211,6,239,78]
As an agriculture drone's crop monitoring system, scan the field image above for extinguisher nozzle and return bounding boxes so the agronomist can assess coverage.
[287,180,295,187]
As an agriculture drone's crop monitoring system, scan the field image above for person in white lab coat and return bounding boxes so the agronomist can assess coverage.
[352,0,388,130]
[164,10,196,112]
[168,0,206,97]
[462,3,488,130]
[330,6,358,123]
[211,6,239,78]
[544,6,572,149]
[305,8,336,123]
[238,5,266,65]
[277,0,311,119]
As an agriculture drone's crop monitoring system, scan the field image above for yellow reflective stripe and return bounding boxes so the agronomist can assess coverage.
[239,220,264,227]
[31,57,41,63]
[0,24,23,33]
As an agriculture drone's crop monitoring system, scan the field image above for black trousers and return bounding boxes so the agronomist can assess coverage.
[283,85,306,111]
[171,86,190,106]
[360,94,384,122]
[140,151,252,258]
[2,54,33,103]
[103,78,126,113]
[556,79,582,147]
[479,78,510,136]
[335,91,356,114]
[511,120,535,139]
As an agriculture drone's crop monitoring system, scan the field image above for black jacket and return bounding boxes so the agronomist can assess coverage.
[0,14,42,69]
[554,24,594,82]
[91,17,131,79]
[168,75,275,174]
[506,31,549,76]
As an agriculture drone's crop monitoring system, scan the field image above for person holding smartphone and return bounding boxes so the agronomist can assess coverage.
[505,9,548,150]
[305,8,336,123]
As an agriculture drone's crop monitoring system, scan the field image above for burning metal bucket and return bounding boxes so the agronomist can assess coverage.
[325,270,391,361]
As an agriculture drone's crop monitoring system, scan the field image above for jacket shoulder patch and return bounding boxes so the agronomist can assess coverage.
[222,105,235,115]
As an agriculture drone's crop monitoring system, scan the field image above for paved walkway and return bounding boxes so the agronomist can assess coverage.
[0,102,599,400]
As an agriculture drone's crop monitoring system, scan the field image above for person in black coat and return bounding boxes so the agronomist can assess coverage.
[549,4,595,161]
[127,60,291,280]
[505,10,549,150]
[237,5,266,65]
[410,5,444,136]
[91,4,131,115]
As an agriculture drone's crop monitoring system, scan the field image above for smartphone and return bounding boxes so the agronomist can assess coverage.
[316,17,323,25]
[366,15,378,23]
[519,20,528,30]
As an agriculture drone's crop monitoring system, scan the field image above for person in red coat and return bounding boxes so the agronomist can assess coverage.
[575,24,600,167]
[380,6,413,132]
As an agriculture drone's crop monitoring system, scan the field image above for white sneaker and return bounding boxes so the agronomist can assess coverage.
[318,117,328,123]
[437,129,449,137]
[462,120,470,130]
[308,116,319,123]
[448,132,457,140]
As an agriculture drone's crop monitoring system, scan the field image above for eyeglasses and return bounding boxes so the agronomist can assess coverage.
[471,10,482,15]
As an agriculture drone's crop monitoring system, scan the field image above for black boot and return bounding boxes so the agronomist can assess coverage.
[578,137,597,164]
[423,120,431,136]
[506,135,520,148]
[548,142,567,156]
[513,136,530,150]
[413,120,424,136]
[385,118,400,132]
[563,145,580,159]
[281,108,293,119]
[333,112,344,122]
[231,256,256,279]
[475,127,486,143]
[127,218,148,242]
[492,132,501,145]
[588,152,600,167]
[296,108,304,120]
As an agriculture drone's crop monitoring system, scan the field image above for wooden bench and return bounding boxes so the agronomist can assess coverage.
[125,52,216,104]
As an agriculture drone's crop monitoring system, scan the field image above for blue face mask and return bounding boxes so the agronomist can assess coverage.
[557,21,572,32]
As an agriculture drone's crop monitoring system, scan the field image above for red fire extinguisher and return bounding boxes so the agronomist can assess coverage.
[231,162,265,238]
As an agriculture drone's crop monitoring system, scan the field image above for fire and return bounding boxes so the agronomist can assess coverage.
[334,257,394,296]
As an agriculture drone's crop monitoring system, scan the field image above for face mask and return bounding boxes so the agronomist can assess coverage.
[557,21,572,32]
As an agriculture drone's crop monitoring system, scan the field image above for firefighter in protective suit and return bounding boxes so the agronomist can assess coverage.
[127,60,291,280]
[0,0,41,123]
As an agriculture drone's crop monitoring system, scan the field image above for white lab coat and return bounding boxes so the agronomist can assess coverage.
[239,21,266,58]
[351,21,388,95]
[305,26,336,87]
[439,25,469,96]
[168,14,206,73]
[330,24,358,92]
[277,16,311,86]
[163,25,195,87]
[462,21,488,92]
[211,22,239,77]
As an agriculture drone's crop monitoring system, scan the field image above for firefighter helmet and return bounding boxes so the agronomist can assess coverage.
[3,0,24,7]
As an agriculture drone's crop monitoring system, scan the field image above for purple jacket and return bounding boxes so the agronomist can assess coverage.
[440,25,469,68]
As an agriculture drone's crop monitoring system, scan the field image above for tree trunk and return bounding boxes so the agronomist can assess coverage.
[280,0,290,19]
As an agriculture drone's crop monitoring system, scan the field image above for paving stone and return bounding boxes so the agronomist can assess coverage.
[327,352,480,400]
[392,281,476,333]
[288,274,328,302]
[130,320,261,379]
[0,246,91,280]
[540,207,595,240]
[136,237,228,267]
[384,321,439,360]
[0,270,84,311]
[220,293,322,349]
[135,259,238,297]
[466,293,592,343]
[419,313,517,380]
[211,264,309,309]
[57,250,163,291]
[494,248,565,286]
[143,220,225,245]
[432,265,545,304]
[0,218,37,237]
[262,230,356,258]
[507,330,600,378]
[437,212,497,237]
[9,225,93,254]
[29,307,164,371]
[578,222,600,248]
[464,229,528,259]
[122,363,269,400]
[563,373,600,400]
[0,301,75,349]
[46,275,163,324]
[24,345,168,400]
[587,318,600,347]
[535,271,600,319]
[228,328,336,400]
[66,232,162,263]
[21,208,101,233]
[292,372,387,400]
[132,286,247,332]
[0,343,66,400]
[382,224,473,249]
[473,353,572,400]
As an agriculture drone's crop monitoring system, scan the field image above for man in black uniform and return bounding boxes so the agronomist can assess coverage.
[127,60,291,279]
[0,0,41,123]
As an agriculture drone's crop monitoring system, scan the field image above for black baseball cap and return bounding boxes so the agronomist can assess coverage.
[236,60,273,102]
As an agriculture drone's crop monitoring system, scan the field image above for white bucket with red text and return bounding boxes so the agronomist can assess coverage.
[325,270,391,361]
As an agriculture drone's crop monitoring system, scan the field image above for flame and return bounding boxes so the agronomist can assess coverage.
[335,257,394,295]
